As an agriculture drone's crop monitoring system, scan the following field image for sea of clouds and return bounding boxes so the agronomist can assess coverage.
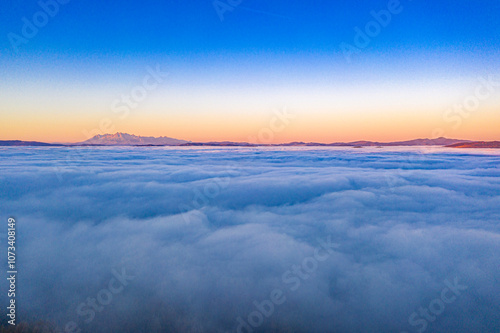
[0,146,499,332]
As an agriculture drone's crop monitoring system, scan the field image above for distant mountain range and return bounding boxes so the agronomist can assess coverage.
[183,137,471,147]
[0,133,498,148]
[278,137,469,147]
[446,141,500,148]
[0,140,63,147]
[79,133,188,146]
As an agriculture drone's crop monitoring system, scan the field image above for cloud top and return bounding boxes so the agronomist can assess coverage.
[0,146,499,332]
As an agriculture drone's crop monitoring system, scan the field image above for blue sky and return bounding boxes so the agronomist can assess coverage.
[2,0,499,57]
[1,0,499,142]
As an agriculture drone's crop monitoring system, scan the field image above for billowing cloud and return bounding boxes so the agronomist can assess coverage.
[0,147,499,332]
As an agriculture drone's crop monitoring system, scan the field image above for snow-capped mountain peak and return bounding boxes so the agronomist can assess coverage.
[80,133,189,146]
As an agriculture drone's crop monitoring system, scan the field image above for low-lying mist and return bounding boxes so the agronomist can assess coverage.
[1,147,499,332]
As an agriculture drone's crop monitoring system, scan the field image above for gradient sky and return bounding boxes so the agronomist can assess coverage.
[1,0,499,143]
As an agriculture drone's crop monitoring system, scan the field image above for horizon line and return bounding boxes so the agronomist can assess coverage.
[3,132,500,146]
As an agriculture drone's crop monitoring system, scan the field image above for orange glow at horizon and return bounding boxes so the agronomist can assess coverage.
[1,105,499,144]
[2,72,500,144]
[2,48,500,145]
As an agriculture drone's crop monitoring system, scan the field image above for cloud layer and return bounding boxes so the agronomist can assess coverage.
[0,146,499,332]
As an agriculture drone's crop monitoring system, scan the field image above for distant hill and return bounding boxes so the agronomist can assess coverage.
[336,137,469,147]
[446,141,500,148]
[0,140,63,146]
[77,135,472,147]
[276,137,469,147]
[80,133,189,146]
[376,137,470,146]
[0,135,478,147]
[181,141,257,147]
